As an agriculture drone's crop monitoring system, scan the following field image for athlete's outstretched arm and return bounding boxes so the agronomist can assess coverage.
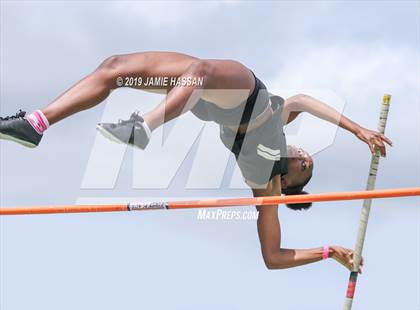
[255,203,326,269]
[253,177,363,271]
[281,94,392,156]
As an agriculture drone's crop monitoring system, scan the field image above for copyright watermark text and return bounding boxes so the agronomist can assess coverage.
[116,76,204,88]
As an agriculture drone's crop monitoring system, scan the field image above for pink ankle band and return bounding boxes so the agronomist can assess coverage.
[322,246,330,259]
[26,110,49,134]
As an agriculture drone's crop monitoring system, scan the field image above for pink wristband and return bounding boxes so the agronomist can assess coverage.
[322,246,330,259]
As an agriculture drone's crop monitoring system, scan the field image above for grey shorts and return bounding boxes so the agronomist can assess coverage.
[219,95,288,188]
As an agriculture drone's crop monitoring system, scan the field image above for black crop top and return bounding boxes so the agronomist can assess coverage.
[190,74,270,126]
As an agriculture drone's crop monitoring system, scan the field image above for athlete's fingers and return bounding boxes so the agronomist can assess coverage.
[372,137,386,157]
[368,141,375,154]
[381,134,393,146]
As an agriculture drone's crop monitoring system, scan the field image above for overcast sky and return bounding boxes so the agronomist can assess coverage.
[1,1,419,310]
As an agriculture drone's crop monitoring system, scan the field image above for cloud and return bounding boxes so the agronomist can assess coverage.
[109,1,230,28]
[268,42,418,99]
[266,41,420,146]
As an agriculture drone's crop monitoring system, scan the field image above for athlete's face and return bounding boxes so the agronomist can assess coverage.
[285,145,313,187]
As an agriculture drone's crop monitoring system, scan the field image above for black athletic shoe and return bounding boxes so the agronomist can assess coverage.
[0,110,42,148]
[96,111,151,150]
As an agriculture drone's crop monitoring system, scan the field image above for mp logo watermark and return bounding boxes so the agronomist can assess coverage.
[76,86,345,215]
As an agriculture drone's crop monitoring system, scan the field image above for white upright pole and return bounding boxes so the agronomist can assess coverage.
[343,94,391,309]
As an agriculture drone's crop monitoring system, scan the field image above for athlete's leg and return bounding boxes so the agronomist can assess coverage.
[142,59,255,130]
[42,51,198,125]
[1,51,254,148]
[96,58,256,149]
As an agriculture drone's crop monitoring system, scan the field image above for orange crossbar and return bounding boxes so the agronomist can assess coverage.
[0,187,419,216]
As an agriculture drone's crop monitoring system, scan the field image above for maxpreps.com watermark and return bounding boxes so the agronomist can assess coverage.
[197,209,259,221]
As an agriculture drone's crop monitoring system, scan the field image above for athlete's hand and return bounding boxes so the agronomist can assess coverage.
[355,127,392,157]
[330,246,364,274]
